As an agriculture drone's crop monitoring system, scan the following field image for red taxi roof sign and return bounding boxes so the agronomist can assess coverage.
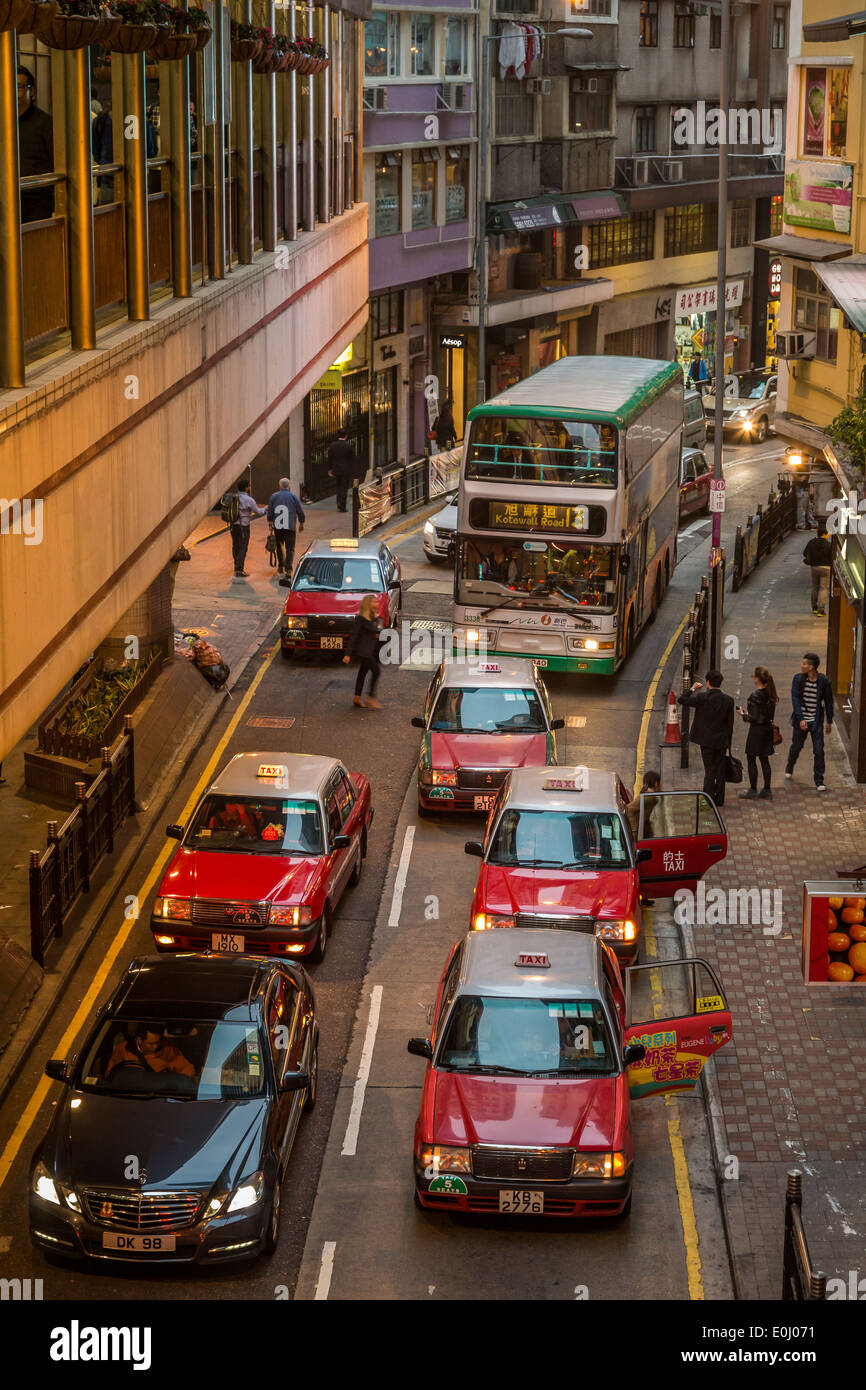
[543,777,581,791]
[515,951,550,969]
[257,764,287,779]
[474,662,501,673]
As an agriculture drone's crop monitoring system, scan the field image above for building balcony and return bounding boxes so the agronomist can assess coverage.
[615,152,785,209]
[436,274,614,329]
[369,221,473,292]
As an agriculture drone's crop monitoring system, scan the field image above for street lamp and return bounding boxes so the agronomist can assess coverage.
[475,26,593,405]
[709,0,731,669]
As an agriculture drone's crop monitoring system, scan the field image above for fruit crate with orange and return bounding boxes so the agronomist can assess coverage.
[802,880,866,985]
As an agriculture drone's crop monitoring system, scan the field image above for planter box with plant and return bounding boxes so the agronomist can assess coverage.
[105,0,162,51]
[39,0,109,49]
[0,0,59,33]
[230,16,260,61]
[828,393,866,487]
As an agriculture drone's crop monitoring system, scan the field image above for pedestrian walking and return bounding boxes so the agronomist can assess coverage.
[677,670,735,807]
[737,666,779,800]
[221,480,265,578]
[688,351,709,393]
[803,527,831,615]
[267,477,305,576]
[433,399,457,451]
[343,595,383,709]
[785,652,834,791]
[327,429,361,513]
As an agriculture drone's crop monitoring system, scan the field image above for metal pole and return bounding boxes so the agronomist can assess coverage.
[65,49,97,346]
[334,10,344,216]
[710,0,730,669]
[236,0,254,262]
[208,0,227,278]
[122,52,150,321]
[353,15,362,206]
[287,1,298,239]
[304,5,315,231]
[475,34,489,405]
[168,26,193,298]
[261,1,278,251]
[319,3,331,223]
[0,32,24,387]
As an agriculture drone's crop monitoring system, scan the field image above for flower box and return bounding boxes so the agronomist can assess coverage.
[150,28,195,58]
[39,11,102,46]
[105,19,159,51]
[0,0,58,31]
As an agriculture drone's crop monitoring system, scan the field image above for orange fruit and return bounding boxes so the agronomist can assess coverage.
[829,961,856,982]
[854,976,866,983]
[849,923,866,942]
[841,907,864,924]
[828,932,851,953]
[844,897,866,909]
[848,942,866,974]
[828,896,844,909]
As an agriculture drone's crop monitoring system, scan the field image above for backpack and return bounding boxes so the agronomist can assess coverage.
[220,492,240,525]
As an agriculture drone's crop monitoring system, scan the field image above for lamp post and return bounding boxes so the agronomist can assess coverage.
[709,0,731,670]
[474,26,593,405]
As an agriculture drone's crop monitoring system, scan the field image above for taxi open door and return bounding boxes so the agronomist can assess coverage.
[635,790,727,897]
[622,957,732,1099]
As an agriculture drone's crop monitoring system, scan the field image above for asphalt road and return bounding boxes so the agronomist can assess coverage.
[0,434,785,1301]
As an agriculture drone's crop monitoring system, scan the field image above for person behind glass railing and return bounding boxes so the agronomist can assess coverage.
[17,66,53,223]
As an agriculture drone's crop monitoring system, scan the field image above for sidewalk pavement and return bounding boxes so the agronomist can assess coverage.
[659,532,866,1299]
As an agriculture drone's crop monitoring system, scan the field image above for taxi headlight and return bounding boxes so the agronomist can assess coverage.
[226,1173,265,1213]
[32,1161,61,1206]
[572,1151,627,1179]
[431,770,458,786]
[269,905,314,927]
[154,897,191,921]
[473,912,515,930]
[283,616,308,630]
[596,920,638,943]
[419,1145,472,1175]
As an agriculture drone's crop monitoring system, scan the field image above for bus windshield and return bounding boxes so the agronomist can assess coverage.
[457,537,616,613]
[466,415,617,486]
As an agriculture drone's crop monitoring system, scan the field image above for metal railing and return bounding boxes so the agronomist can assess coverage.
[354,459,430,539]
[29,718,136,968]
[614,151,784,188]
[782,1170,826,1300]
[494,93,537,139]
[679,575,710,768]
[732,483,797,591]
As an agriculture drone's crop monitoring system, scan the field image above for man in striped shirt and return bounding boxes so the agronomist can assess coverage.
[785,652,834,791]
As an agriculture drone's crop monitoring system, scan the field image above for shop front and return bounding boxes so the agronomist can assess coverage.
[828,533,866,778]
[597,286,673,360]
[304,335,370,501]
[673,277,751,379]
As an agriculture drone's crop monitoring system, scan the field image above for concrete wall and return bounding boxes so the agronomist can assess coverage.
[0,206,368,758]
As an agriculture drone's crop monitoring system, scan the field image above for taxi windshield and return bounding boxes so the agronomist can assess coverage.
[487,808,629,868]
[78,1019,266,1099]
[293,556,383,593]
[185,795,324,855]
[430,686,546,733]
[437,995,615,1075]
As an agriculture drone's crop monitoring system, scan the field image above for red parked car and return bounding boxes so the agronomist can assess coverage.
[465,767,728,966]
[408,930,733,1218]
[279,537,401,658]
[151,753,373,962]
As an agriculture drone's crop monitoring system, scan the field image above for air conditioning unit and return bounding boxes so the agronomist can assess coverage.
[526,77,552,95]
[662,159,684,182]
[572,76,598,94]
[633,157,651,185]
[362,86,388,111]
[776,331,817,360]
[442,81,471,110]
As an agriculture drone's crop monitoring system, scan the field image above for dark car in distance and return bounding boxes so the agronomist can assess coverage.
[29,954,318,1266]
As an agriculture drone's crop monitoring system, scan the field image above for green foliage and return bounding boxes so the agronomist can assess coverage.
[828,393,866,476]
[55,657,156,741]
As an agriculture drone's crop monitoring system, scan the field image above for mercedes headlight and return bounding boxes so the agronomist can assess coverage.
[226,1172,265,1213]
[32,1160,61,1206]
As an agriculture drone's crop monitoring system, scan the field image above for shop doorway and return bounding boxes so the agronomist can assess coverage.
[304,368,369,501]
[372,366,398,469]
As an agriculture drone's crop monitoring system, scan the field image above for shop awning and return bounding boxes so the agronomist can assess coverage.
[487,191,626,235]
[813,256,866,334]
[753,234,853,261]
[803,11,866,42]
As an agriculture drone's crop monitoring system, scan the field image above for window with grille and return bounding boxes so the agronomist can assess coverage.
[583,212,655,269]
[772,4,787,49]
[374,155,401,237]
[495,79,537,137]
[635,106,656,153]
[371,291,403,339]
[794,267,839,363]
[570,75,613,134]
[730,199,751,248]
[674,4,695,47]
[663,203,717,256]
[639,0,657,46]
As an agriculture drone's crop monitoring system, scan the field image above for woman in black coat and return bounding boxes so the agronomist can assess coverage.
[434,400,457,451]
[737,666,778,799]
[343,595,383,708]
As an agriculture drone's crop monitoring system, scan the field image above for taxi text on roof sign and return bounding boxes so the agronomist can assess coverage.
[515,952,550,968]
[329,538,359,548]
[543,772,588,791]
[257,764,287,779]
[474,663,501,673]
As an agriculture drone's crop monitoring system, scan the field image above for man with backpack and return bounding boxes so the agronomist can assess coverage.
[785,652,834,791]
[221,480,265,579]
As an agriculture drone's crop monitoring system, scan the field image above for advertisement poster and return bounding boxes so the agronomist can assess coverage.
[802,880,866,984]
[784,159,853,233]
[829,67,849,157]
[803,68,826,156]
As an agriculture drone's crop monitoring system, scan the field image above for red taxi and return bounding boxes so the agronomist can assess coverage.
[279,537,401,658]
[466,767,728,965]
[408,929,733,1217]
[413,658,564,817]
[150,753,373,962]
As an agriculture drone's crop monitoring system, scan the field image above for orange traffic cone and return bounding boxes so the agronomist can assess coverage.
[664,688,681,745]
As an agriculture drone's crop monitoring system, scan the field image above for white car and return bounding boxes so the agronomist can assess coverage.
[423,491,457,563]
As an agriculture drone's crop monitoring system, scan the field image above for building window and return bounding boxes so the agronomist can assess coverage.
[802,67,849,158]
[709,11,721,48]
[371,291,403,339]
[372,366,398,468]
[579,0,612,13]
[374,154,401,236]
[730,199,751,248]
[364,11,399,78]
[639,0,657,46]
[495,79,537,137]
[569,74,613,134]
[635,106,656,153]
[584,211,655,269]
[664,203,717,256]
[674,4,695,47]
[769,193,782,236]
[410,14,434,77]
[794,267,839,363]
[412,149,436,229]
[445,17,469,76]
[497,0,538,11]
[771,4,787,49]
[445,147,469,223]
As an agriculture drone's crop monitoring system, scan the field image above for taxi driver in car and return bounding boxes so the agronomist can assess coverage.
[106,1024,196,1078]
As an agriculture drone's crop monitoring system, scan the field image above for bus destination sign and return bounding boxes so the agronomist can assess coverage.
[481,501,589,533]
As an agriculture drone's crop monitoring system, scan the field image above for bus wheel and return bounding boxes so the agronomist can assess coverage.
[664,553,671,589]
[647,571,662,624]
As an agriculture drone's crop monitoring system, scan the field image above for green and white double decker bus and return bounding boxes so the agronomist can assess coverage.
[452,357,683,675]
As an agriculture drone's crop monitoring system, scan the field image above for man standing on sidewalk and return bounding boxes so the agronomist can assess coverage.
[678,670,735,807]
[267,477,305,576]
[785,652,834,791]
[228,480,265,579]
[803,527,831,616]
[327,429,361,513]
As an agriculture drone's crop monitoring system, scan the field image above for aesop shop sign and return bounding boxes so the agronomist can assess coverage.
[440,333,466,349]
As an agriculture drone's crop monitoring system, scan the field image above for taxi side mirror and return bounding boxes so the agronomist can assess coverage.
[45,1058,69,1083]
[550,717,565,730]
[280,1070,309,1094]
[411,716,426,728]
[332,834,351,850]
[623,1042,646,1066]
[407,1038,433,1059]
[464,841,483,857]
[278,577,291,588]
[166,824,184,840]
[636,847,652,863]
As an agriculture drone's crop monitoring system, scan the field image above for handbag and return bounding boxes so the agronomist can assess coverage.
[265,532,279,568]
[772,723,783,746]
[723,748,743,783]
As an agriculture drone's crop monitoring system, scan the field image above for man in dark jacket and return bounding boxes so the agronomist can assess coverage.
[785,652,834,791]
[327,430,361,512]
[803,528,831,615]
[267,477,305,576]
[677,669,735,806]
[17,66,54,223]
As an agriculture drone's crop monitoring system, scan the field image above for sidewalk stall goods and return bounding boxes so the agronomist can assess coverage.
[802,880,866,984]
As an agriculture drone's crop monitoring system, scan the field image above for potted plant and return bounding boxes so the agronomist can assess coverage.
[0,0,58,32]
[106,0,161,52]
[251,24,279,73]
[230,16,260,61]
[150,1,196,58]
[39,0,107,48]
[271,31,293,72]
[186,2,210,52]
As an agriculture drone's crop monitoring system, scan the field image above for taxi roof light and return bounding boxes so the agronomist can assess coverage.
[257,764,287,779]
[329,538,359,548]
[515,951,550,969]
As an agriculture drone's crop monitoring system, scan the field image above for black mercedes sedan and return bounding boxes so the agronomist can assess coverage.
[29,953,318,1265]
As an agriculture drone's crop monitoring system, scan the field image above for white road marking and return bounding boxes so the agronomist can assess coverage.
[341,985,384,1157]
[314,1241,337,1300]
[388,825,416,927]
